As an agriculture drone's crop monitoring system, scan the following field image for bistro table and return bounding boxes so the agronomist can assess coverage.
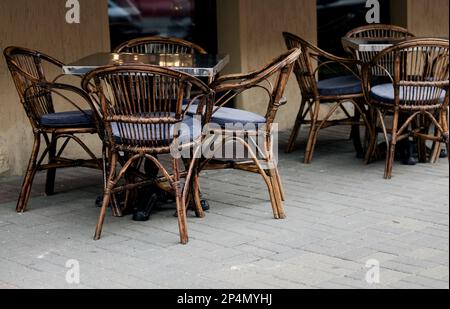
[341,37,408,53]
[63,52,230,217]
[63,52,229,84]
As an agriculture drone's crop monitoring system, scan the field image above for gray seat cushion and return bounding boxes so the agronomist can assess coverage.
[318,75,362,96]
[186,105,266,128]
[40,110,94,128]
[111,113,201,144]
[370,83,446,104]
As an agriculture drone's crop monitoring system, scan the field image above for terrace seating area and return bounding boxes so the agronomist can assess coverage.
[0,0,448,290]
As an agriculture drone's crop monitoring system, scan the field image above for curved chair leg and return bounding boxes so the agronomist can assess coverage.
[430,128,442,164]
[45,134,57,196]
[183,164,204,218]
[264,171,280,219]
[101,143,108,190]
[192,169,205,218]
[94,152,118,240]
[304,101,320,164]
[269,169,285,219]
[385,111,399,179]
[182,150,204,218]
[274,168,285,202]
[286,100,307,153]
[17,134,41,213]
[172,158,189,244]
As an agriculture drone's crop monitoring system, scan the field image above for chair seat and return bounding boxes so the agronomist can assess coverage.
[111,114,201,144]
[318,75,362,96]
[186,105,266,128]
[40,110,94,128]
[370,83,446,104]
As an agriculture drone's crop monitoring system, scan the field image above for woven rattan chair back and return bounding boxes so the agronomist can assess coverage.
[282,33,321,100]
[4,46,64,102]
[114,36,207,55]
[366,38,449,110]
[82,64,211,152]
[345,24,414,40]
[212,48,301,130]
[344,24,415,76]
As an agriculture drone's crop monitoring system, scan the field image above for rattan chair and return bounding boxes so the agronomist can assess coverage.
[343,24,415,74]
[362,38,449,179]
[82,64,214,244]
[114,36,207,55]
[3,46,102,213]
[282,32,372,163]
[185,48,301,220]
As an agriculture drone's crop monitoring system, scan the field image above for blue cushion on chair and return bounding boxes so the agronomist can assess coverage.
[317,75,362,96]
[40,110,94,128]
[186,105,266,128]
[370,83,446,104]
[111,113,202,144]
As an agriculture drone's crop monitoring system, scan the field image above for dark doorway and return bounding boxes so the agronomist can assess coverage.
[317,0,392,56]
[108,0,217,53]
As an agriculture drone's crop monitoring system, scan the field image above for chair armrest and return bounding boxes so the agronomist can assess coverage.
[23,82,101,130]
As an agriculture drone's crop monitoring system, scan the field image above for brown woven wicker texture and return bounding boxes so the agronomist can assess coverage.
[363,38,449,179]
[82,64,213,244]
[114,36,207,54]
[344,24,416,76]
[282,32,372,163]
[345,24,415,39]
[3,46,102,213]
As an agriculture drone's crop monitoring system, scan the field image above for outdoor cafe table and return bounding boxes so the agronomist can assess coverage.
[63,52,230,84]
[341,36,409,53]
[63,52,230,215]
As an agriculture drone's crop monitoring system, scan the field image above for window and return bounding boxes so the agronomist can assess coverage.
[108,0,217,53]
[317,0,392,56]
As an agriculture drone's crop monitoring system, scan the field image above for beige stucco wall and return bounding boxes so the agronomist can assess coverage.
[216,0,317,131]
[407,0,449,37]
[0,0,110,176]
[391,0,449,37]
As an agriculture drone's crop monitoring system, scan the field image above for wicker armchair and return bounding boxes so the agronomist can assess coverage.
[282,32,372,163]
[185,48,301,220]
[362,38,449,179]
[343,24,415,75]
[114,36,207,55]
[82,64,214,244]
[3,46,102,213]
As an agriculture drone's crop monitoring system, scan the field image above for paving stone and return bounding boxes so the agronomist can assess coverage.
[0,127,447,288]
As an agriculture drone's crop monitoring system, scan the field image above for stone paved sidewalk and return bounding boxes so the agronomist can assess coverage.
[0,129,448,289]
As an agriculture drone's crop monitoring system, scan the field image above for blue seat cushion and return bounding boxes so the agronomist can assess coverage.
[317,75,362,96]
[40,110,94,128]
[111,113,201,144]
[370,83,446,104]
[186,105,266,128]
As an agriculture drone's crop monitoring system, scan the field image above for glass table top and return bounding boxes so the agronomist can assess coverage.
[341,37,408,52]
[342,37,449,52]
[63,52,230,77]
